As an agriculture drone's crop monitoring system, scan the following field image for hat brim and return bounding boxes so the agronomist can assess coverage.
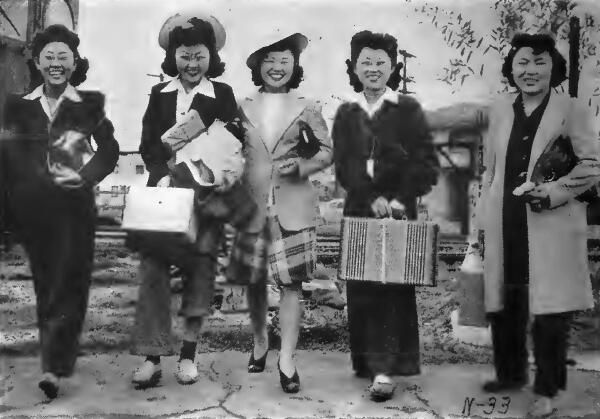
[246,33,308,69]
[158,13,226,51]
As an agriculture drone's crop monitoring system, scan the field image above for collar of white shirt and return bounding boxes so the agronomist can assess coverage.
[24,83,82,119]
[348,87,399,117]
[24,83,82,102]
[160,77,216,98]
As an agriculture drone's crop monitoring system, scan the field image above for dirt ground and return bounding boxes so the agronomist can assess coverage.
[2,238,599,364]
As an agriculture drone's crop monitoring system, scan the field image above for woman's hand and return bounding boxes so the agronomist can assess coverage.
[277,158,300,177]
[522,183,552,212]
[48,162,84,188]
[371,196,392,218]
[389,199,406,219]
[157,175,171,188]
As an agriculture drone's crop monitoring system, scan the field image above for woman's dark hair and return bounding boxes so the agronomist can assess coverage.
[28,24,89,88]
[249,40,304,90]
[501,33,567,89]
[346,30,403,92]
[161,19,225,78]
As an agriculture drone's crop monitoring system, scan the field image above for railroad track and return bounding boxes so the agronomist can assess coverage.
[96,227,471,263]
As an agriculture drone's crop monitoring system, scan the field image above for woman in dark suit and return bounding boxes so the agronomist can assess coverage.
[130,14,243,388]
[0,24,119,399]
[332,30,439,401]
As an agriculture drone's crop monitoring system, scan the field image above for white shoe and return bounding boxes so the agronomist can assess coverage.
[370,374,396,401]
[39,372,60,399]
[528,396,556,417]
[132,360,162,389]
[175,359,199,385]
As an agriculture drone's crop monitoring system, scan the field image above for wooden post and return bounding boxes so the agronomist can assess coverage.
[568,16,580,98]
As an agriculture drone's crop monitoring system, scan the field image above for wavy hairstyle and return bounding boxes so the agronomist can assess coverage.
[345,30,403,92]
[501,33,567,89]
[161,18,225,78]
[28,24,89,89]
[249,38,304,90]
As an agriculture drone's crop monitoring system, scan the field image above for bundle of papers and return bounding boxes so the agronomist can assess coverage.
[161,113,244,187]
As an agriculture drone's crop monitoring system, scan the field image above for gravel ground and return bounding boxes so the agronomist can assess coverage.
[2,238,599,364]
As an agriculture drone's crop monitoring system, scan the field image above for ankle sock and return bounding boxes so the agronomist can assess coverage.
[179,340,197,361]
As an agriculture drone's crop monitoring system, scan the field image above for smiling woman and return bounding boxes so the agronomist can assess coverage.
[0,24,118,400]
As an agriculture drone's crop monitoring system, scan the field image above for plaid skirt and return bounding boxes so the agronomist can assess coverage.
[226,215,316,287]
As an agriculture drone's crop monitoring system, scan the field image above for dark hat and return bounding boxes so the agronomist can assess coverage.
[158,13,226,51]
[246,32,308,69]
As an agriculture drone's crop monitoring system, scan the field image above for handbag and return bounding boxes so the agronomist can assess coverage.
[530,134,598,203]
[122,186,197,261]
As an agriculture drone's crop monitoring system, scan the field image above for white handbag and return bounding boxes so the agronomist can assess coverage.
[122,186,197,249]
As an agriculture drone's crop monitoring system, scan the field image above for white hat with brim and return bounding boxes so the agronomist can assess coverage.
[158,13,226,51]
[246,32,308,69]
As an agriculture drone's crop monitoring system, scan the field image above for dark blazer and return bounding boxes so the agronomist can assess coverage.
[0,89,119,236]
[332,94,439,218]
[139,80,239,186]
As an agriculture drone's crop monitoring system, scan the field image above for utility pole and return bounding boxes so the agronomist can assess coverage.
[398,49,416,95]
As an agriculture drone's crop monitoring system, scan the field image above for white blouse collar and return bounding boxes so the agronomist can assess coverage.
[348,87,399,117]
[160,77,215,98]
[24,83,82,102]
[23,83,82,119]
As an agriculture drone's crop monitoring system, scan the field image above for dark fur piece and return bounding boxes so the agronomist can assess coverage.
[332,93,439,215]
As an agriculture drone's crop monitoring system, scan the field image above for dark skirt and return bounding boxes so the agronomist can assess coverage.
[346,281,421,378]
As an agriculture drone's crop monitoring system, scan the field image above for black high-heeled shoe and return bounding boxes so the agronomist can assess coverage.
[248,349,268,373]
[278,360,300,393]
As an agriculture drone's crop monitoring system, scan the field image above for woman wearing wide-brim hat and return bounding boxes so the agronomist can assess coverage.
[226,32,333,393]
[130,12,245,389]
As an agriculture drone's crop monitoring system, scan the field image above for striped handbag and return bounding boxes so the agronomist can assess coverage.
[338,217,439,286]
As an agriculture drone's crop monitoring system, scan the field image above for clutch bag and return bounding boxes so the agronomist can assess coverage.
[531,134,597,202]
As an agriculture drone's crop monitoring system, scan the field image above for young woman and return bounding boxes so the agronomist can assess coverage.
[476,33,600,417]
[331,30,439,401]
[0,24,119,399]
[226,32,332,393]
[130,14,242,388]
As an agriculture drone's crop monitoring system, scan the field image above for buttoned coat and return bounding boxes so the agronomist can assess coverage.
[237,92,333,233]
[478,92,600,314]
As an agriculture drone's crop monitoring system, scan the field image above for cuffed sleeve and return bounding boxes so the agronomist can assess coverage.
[547,98,600,208]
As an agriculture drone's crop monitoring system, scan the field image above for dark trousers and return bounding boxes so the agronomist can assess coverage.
[489,285,571,398]
[17,186,96,377]
[347,281,420,378]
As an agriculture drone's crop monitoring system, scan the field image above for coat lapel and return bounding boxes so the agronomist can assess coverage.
[159,90,178,127]
[269,96,306,154]
[241,92,307,155]
[527,92,564,178]
[492,97,515,177]
[240,96,270,154]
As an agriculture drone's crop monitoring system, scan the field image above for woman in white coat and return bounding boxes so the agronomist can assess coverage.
[477,33,600,417]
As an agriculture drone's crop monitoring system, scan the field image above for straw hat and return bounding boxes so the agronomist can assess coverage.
[158,13,226,51]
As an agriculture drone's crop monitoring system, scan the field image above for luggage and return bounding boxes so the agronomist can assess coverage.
[338,217,439,286]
